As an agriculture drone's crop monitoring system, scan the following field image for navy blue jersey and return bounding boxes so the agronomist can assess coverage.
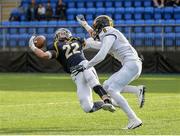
[49,37,86,73]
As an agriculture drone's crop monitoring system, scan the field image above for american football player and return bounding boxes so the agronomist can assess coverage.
[76,15,146,129]
[29,28,116,113]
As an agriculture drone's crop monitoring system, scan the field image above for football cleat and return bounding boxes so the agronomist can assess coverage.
[137,85,146,108]
[123,118,142,130]
[102,103,116,112]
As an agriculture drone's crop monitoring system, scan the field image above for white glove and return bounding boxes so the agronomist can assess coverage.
[76,14,92,32]
[29,36,37,52]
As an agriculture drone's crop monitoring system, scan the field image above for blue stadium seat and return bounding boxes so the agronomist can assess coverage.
[154,8,163,19]
[67,1,76,9]
[9,22,20,34]
[28,28,36,34]
[96,1,104,8]
[134,7,144,20]
[67,20,77,25]
[144,33,154,46]
[175,33,180,46]
[124,8,134,20]
[86,2,94,8]
[134,0,142,7]
[96,8,105,16]
[76,8,86,14]
[75,27,84,33]
[19,28,27,34]
[144,20,154,33]
[46,34,54,46]
[37,27,46,34]
[67,8,76,20]
[8,35,19,47]
[47,28,55,34]
[114,1,123,7]
[57,21,67,25]
[86,8,95,20]
[164,7,174,20]
[164,20,175,33]
[143,0,152,6]
[19,34,30,47]
[105,8,115,18]
[154,20,164,33]
[124,0,133,7]
[48,21,58,26]
[175,20,180,32]
[124,20,134,33]
[0,35,4,47]
[134,20,145,32]
[77,2,85,8]
[115,8,124,20]
[144,7,153,19]
[134,33,144,46]
[154,33,162,46]
[105,1,113,8]
[174,7,180,19]
[164,33,175,46]
[75,33,86,38]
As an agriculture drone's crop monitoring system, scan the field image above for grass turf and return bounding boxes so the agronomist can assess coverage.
[0,73,180,135]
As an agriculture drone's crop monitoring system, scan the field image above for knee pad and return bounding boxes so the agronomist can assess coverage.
[79,99,93,113]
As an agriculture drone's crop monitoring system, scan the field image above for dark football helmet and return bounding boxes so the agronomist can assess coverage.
[55,28,72,41]
[92,15,113,38]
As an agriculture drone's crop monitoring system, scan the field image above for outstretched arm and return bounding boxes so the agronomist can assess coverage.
[76,15,95,37]
[85,35,116,69]
[29,36,56,60]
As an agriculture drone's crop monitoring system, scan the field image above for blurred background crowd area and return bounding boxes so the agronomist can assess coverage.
[0,0,180,51]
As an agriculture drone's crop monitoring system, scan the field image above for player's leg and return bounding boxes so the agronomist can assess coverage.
[121,85,146,108]
[83,65,115,112]
[71,72,103,113]
[103,61,142,129]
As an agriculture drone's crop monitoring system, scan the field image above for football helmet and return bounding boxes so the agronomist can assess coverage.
[92,15,113,38]
[55,28,72,41]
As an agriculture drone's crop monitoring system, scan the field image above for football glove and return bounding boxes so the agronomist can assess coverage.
[29,35,37,52]
[70,65,86,76]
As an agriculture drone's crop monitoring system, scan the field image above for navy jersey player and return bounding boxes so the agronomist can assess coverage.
[29,28,115,113]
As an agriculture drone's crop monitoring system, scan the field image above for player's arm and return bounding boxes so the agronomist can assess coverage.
[85,35,116,69]
[76,15,95,37]
[84,37,102,50]
[29,36,56,60]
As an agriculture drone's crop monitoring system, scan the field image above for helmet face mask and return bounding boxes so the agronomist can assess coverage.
[92,15,113,39]
[55,28,72,41]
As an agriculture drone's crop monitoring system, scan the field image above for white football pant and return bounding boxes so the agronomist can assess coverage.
[71,60,100,113]
[103,60,142,119]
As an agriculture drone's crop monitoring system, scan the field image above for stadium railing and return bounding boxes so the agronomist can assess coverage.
[0,24,180,52]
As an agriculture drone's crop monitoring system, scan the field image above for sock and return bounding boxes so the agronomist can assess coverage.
[108,90,138,119]
[89,101,104,113]
[121,85,139,95]
[93,85,111,103]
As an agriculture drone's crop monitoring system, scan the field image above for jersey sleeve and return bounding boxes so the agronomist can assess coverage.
[84,37,102,50]
[86,35,116,69]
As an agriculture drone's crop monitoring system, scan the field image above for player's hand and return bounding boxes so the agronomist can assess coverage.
[76,14,87,26]
[29,35,37,52]
[70,65,86,76]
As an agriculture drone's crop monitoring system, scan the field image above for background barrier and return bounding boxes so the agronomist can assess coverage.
[0,50,179,73]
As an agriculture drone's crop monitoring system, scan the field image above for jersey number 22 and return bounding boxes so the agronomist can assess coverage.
[63,42,81,59]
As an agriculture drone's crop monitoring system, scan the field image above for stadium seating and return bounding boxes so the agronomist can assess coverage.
[0,0,178,47]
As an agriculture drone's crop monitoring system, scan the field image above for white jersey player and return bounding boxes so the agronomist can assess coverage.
[76,15,146,129]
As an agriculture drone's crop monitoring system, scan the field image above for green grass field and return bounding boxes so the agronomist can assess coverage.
[0,73,180,135]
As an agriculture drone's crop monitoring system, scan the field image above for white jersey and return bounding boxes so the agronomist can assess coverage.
[85,26,140,69]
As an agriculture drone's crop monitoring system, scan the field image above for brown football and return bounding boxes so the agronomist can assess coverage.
[34,35,46,48]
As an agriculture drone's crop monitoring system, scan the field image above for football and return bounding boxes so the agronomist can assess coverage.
[34,35,46,48]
